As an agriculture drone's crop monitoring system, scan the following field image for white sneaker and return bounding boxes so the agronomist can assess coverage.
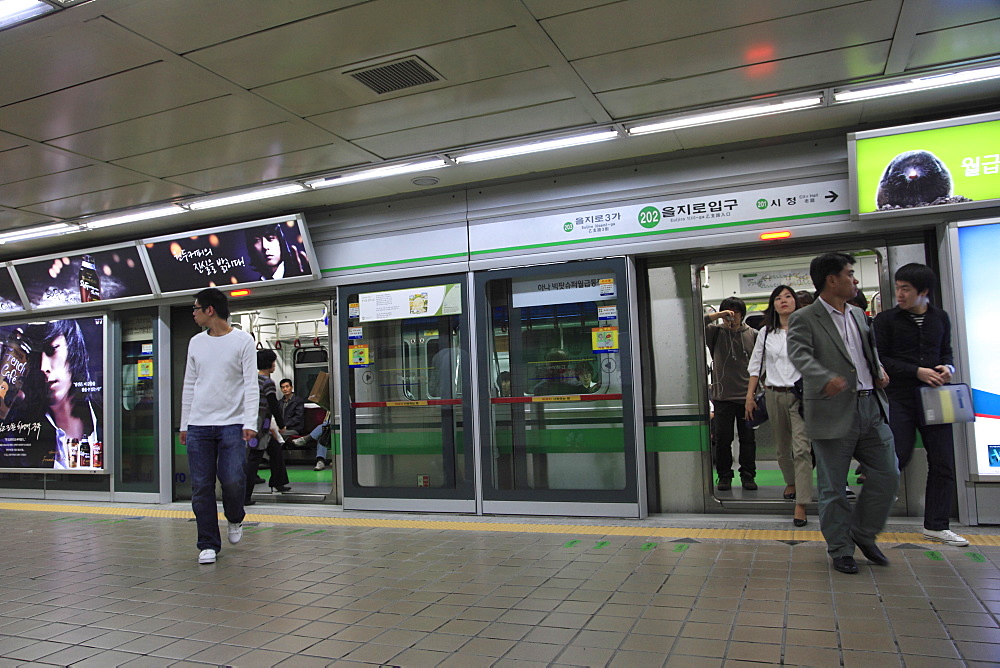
[291,437,307,447]
[198,549,217,564]
[314,460,326,471]
[227,522,243,545]
[922,528,969,547]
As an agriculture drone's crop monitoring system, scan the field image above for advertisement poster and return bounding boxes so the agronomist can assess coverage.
[144,218,313,293]
[15,246,150,309]
[0,269,24,313]
[957,222,1000,476]
[854,117,1000,214]
[0,316,104,470]
[358,284,461,323]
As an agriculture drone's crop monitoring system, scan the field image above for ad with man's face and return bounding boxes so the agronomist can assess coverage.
[144,218,313,293]
[0,316,104,470]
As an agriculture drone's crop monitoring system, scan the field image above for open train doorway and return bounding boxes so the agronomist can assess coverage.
[171,297,337,506]
[696,248,893,513]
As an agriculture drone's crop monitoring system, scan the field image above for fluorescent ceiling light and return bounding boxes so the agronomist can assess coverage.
[186,183,307,211]
[0,222,76,245]
[453,130,619,164]
[308,159,448,189]
[834,65,1000,103]
[85,205,185,230]
[0,0,53,28]
[628,96,823,135]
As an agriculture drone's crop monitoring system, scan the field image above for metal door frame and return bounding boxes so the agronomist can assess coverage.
[338,273,475,513]
[473,257,646,518]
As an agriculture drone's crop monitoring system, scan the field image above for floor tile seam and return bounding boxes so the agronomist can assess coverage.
[2,502,999,549]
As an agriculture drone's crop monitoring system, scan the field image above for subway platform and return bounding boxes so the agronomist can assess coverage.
[0,501,998,667]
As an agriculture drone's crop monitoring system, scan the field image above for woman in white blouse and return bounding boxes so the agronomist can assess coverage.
[745,285,812,526]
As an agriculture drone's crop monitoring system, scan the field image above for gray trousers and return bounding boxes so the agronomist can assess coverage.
[767,387,813,504]
[812,394,899,558]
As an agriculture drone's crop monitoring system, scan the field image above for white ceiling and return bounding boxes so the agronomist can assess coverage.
[1,0,998,258]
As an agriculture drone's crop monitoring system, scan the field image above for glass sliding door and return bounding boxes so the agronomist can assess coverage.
[476,258,644,517]
[339,275,474,512]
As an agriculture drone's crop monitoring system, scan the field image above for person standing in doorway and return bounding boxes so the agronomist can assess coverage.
[180,288,258,565]
[787,253,898,575]
[246,350,286,506]
[874,263,968,547]
[705,297,758,491]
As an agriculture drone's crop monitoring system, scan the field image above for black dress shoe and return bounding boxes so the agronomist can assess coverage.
[832,556,858,574]
[244,499,256,506]
[253,476,266,485]
[793,517,808,527]
[741,478,758,491]
[717,479,732,491]
[852,538,889,566]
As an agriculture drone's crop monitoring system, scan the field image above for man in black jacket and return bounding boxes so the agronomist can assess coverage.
[873,263,968,547]
[278,379,305,437]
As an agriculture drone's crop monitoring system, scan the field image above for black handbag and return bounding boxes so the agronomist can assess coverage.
[746,328,769,428]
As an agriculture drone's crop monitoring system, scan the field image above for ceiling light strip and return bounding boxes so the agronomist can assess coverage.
[185,183,308,211]
[84,205,185,230]
[628,96,823,136]
[0,222,76,244]
[834,65,1000,103]
[453,130,619,164]
[308,159,448,189]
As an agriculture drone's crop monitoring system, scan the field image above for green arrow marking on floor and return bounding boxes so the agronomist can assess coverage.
[673,544,689,553]
[49,517,73,521]
[966,552,987,562]
[641,543,657,550]
[282,529,306,535]
[563,540,581,547]
[305,530,326,535]
[594,541,610,549]
[925,551,943,561]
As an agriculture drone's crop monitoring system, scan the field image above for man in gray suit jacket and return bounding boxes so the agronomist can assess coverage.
[787,253,899,575]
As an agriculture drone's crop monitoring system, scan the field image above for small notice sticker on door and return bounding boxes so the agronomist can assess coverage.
[349,344,369,367]
[347,327,363,339]
[592,326,619,353]
[599,278,616,297]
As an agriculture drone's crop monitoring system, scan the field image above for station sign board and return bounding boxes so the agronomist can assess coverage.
[849,111,1000,219]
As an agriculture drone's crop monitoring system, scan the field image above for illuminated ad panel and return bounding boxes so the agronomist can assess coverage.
[850,112,1000,218]
[0,316,105,471]
[0,269,24,313]
[957,222,1000,477]
[14,245,151,309]
[143,215,315,293]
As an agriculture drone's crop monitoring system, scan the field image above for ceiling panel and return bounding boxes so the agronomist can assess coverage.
[167,145,361,192]
[310,69,572,141]
[105,0,358,54]
[112,122,338,178]
[539,0,867,61]
[21,180,193,219]
[920,0,1000,31]
[0,208,54,230]
[908,18,1000,70]
[47,95,290,161]
[0,20,159,107]
[354,100,596,158]
[254,27,544,117]
[0,146,92,185]
[0,62,224,142]
[597,43,891,119]
[573,3,898,94]
[0,165,145,208]
[186,0,514,89]
[0,136,26,152]
[523,0,614,20]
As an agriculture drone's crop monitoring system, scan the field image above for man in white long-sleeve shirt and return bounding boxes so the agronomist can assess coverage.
[180,288,258,565]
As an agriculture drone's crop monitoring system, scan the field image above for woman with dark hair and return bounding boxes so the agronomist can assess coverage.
[744,285,812,526]
[245,223,310,280]
[23,320,100,469]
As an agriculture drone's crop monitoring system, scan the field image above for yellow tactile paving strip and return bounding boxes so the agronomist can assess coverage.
[3,501,998,547]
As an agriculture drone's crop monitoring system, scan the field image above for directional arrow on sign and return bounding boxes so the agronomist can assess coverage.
[825,191,839,203]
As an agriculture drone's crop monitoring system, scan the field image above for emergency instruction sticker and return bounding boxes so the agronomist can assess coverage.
[592,326,619,353]
[349,345,369,367]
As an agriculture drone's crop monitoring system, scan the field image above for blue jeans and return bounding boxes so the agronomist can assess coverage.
[187,424,247,552]
[311,423,329,460]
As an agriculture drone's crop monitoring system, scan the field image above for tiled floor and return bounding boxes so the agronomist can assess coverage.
[0,502,998,667]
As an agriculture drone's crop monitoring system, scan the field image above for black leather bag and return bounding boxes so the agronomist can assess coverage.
[746,328,769,428]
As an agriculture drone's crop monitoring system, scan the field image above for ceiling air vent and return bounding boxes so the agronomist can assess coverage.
[348,57,441,95]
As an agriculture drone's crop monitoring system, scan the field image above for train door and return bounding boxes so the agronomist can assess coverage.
[475,258,645,518]
[339,275,474,512]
